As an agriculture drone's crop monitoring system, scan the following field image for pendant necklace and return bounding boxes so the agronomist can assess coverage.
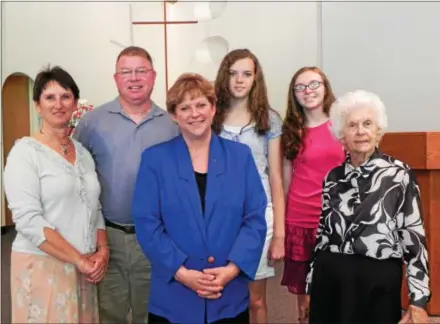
[40,129,70,156]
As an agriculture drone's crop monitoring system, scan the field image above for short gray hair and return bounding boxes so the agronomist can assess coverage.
[329,90,388,140]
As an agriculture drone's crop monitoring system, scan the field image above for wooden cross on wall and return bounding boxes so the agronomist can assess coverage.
[132,0,198,91]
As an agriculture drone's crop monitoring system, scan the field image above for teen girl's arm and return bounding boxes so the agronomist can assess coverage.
[268,137,286,262]
[267,111,286,262]
[283,157,293,198]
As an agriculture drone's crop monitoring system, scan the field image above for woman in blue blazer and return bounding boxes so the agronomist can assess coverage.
[132,73,267,323]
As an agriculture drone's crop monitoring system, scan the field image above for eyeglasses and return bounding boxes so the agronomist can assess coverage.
[116,68,154,79]
[294,80,322,92]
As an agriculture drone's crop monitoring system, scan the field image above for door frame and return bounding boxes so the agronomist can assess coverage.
[1,72,36,227]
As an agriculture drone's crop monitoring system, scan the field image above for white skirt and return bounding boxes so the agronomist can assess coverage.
[254,203,275,280]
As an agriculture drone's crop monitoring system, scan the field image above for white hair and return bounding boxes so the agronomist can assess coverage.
[329,90,388,140]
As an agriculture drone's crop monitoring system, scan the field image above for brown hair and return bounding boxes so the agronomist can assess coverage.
[212,49,270,135]
[33,65,80,102]
[281,67,336,160]
[116,46,153,66]
[166,73,216,114]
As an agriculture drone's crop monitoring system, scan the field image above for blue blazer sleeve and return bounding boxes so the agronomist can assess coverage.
[132,149,188,282]
[228,148,267,280]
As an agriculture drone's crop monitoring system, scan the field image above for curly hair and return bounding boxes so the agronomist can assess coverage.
[281,67,336,160]
[212,49,270,135]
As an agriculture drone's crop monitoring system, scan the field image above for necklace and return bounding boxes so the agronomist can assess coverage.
[40,129,70,156]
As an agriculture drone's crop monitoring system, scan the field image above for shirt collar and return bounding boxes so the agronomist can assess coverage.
[108,97,165,119]
[344,147,382,177]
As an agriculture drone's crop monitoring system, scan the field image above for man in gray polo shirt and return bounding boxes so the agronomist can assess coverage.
[74,46,179,323]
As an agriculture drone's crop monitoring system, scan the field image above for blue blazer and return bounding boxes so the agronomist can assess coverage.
[132,133,267,323]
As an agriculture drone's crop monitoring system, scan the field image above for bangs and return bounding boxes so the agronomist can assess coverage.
[166,73,216,113]
[183,87,205,101]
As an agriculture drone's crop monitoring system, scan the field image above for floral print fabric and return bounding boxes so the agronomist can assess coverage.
[306,149,430,307]
[11,251,99,323]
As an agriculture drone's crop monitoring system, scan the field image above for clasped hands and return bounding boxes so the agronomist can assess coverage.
[175,263,240,299]
[75,247,109,284]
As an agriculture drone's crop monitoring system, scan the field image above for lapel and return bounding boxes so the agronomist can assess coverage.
[204,133,226,224]
[174,134,226,244]
[175,135,207,245]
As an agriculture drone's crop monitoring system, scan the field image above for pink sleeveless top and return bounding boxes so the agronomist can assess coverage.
[286,121,345,228]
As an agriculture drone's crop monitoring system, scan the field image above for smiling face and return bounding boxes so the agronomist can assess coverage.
[36,81,77,128]
[342,106,381,156]
[172,93,216,140]
[228,57,255,100]
[114,55,156,105]
[294,70,326,112]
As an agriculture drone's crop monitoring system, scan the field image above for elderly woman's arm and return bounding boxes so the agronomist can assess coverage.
[398,169,431,308]
[3,142,95,274]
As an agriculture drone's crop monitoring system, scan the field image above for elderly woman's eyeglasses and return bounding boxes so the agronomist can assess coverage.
[294,80,322,92]
[117,68,154,79]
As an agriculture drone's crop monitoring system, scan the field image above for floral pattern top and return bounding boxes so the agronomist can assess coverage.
[220,109,282,204]
[306,149,431,308]
[4,137,105,255]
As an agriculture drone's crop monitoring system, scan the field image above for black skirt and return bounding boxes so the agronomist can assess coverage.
[309,251,403,324]
[148,309,249,324]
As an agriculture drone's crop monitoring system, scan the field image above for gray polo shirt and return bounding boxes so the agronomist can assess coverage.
[73,98,179,224]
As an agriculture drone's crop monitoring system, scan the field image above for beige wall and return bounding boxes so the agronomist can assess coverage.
[321,1,440,132]
[1,2,321,227]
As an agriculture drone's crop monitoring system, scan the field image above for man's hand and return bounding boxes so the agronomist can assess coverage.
[86,248,109,283]
[399,305,429,324]
[175,266,223,299]
[268,236,285,266]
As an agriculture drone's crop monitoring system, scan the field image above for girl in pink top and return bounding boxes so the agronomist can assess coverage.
[281,67,345,323]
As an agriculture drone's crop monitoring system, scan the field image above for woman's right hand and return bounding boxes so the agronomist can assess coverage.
[75,255,97,275]
[175,266,223,299]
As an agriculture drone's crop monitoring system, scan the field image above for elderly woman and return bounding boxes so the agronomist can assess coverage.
[306,90,431,324]
[131,73,267,323]
[4,66,108,323]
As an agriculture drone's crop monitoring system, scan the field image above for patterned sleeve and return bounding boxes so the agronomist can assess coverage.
[3,141,56,247]
[398,169,431,308]
[267,109,282,140]
[305,173,332,294]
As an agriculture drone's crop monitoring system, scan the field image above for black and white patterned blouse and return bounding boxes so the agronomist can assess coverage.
[306,149,431,308]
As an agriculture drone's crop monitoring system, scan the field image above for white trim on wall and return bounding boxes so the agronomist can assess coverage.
[28,79,39,133]
[1,1,4,227]
[316,1,323,69]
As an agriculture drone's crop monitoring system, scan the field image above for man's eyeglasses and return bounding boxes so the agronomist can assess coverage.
[117,69,154,79]
[294,80,322,92]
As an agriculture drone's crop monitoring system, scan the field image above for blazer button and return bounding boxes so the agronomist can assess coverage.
[207,256,215,264]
